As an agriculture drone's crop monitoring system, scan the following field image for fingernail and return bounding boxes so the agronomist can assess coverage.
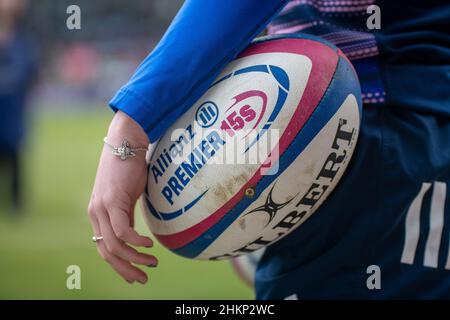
[150,258,159,267]
[138,278,147,284]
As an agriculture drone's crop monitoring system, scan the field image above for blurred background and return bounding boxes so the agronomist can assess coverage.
[0,0,253,299]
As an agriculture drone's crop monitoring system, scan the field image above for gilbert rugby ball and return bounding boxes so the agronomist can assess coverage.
[141,34,362,260]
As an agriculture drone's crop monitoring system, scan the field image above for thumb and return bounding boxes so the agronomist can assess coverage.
[108,203,153,248]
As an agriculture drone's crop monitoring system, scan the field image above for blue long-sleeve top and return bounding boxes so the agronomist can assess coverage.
[110,0,450,143]
[109,0,288,142]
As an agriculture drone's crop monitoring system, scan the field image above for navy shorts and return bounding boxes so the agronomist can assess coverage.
[255,103,450,299]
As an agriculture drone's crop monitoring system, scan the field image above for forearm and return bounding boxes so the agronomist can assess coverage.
[107,111,149,148]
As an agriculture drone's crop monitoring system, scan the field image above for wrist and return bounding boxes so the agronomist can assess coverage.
[107,111,149,146]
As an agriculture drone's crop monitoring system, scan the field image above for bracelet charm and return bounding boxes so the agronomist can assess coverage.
[103,137,148,160]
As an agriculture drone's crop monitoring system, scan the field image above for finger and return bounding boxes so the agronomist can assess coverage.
[88,203,102,239]
[97,208,158,266]
[109,205,153,247]
[97,240,148,284]
[88,208,141,283]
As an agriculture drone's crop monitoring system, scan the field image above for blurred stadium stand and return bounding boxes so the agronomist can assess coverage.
[26,0,183,111]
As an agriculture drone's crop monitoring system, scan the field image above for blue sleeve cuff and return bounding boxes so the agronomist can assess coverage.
[108,0,288,143]
[109,88,164,142]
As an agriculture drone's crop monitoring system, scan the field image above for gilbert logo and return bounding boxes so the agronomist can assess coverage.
[209,116,357,260]
[242,183,297,226]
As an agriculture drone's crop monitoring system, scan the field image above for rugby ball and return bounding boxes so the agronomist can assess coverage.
[141,34,362,260]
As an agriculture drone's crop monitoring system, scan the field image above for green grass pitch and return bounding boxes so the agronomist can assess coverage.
[0,111,253,299]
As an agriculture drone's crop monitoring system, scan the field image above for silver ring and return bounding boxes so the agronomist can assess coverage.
[92,236,103,242]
